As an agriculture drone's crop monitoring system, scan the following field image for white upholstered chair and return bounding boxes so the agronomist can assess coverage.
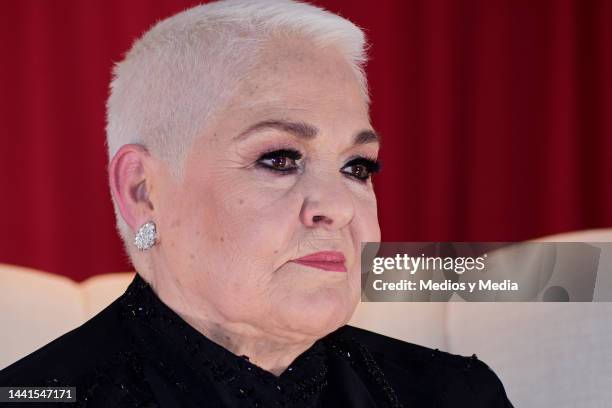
[1,228,611,407]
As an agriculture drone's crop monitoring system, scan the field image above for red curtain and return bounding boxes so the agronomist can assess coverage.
[1,0,610,281]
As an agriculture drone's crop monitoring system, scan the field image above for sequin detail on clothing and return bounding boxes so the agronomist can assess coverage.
[119,274,332,407]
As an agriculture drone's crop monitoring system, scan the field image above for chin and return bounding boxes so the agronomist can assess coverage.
[279,288,358,337]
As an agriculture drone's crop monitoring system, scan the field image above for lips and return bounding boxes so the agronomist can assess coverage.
[290,251,347,272]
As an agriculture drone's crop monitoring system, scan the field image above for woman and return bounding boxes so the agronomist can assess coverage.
[0,0,513,406]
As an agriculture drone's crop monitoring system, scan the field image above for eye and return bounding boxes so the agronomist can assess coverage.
[256,148,302,173]
[341,156,382,182]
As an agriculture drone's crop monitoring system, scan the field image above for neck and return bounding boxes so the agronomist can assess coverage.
[181,315,316,376]
[146,270,318,377]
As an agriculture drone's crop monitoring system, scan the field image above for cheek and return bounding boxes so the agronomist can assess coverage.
[198,181,301,277]
[220,185,296,237]
[352,193,381,243]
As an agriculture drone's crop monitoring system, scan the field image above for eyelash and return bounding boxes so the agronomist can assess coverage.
[255,148,382,182]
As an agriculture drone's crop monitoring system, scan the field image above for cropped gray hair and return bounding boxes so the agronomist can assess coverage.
[105,0,370,257]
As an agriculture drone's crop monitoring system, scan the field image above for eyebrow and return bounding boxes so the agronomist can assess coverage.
[233,119,381,146]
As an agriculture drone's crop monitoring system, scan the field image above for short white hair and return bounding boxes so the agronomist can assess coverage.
[105,0,370,258]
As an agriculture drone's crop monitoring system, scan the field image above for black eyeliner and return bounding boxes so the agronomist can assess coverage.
[258,148,302,161]
[345,157,382,174]
[256,149,382,181]
[255,148,302,174]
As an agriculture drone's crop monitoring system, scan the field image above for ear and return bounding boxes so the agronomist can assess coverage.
[108,144,155,233]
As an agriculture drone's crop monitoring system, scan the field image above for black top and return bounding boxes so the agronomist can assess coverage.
[0,273,513,407]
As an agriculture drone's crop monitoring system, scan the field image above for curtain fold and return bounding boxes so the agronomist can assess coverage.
[0,0,610,281]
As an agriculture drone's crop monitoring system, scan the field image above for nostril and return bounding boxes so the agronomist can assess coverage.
[312,215,324,223]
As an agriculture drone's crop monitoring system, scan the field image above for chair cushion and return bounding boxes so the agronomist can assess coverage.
[0,264,85,369]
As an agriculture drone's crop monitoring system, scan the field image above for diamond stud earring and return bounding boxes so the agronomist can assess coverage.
[134,221,157,251]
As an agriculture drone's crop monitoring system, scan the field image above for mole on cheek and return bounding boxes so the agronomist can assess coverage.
[238,199,244,205]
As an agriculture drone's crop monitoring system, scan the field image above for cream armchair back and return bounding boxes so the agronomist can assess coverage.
[1,228,611,407]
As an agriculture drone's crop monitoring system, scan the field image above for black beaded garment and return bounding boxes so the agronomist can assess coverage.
[0,273,513,407]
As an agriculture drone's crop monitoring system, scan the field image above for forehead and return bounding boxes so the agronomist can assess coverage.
[188,35,375,158]
[222,36,370,125]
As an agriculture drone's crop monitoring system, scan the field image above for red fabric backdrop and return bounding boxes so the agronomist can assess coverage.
[1,1,610,281]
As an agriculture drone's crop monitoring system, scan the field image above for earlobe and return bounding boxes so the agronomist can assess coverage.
[108,144,154,231]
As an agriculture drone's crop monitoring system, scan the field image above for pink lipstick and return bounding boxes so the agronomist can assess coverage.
[290,251,347,272]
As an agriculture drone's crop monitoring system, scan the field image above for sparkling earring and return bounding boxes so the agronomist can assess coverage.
[134,221,157,251]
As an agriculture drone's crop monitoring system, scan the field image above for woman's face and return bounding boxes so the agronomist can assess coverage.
[152,37,381,340]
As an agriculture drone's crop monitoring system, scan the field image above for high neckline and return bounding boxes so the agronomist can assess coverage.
[118,273,329,407]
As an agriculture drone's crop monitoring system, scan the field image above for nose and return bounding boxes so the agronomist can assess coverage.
[299,174,355,230]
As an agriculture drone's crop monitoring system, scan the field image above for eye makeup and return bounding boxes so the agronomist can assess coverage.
[254,148,382,182]
[341,156,382,182]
